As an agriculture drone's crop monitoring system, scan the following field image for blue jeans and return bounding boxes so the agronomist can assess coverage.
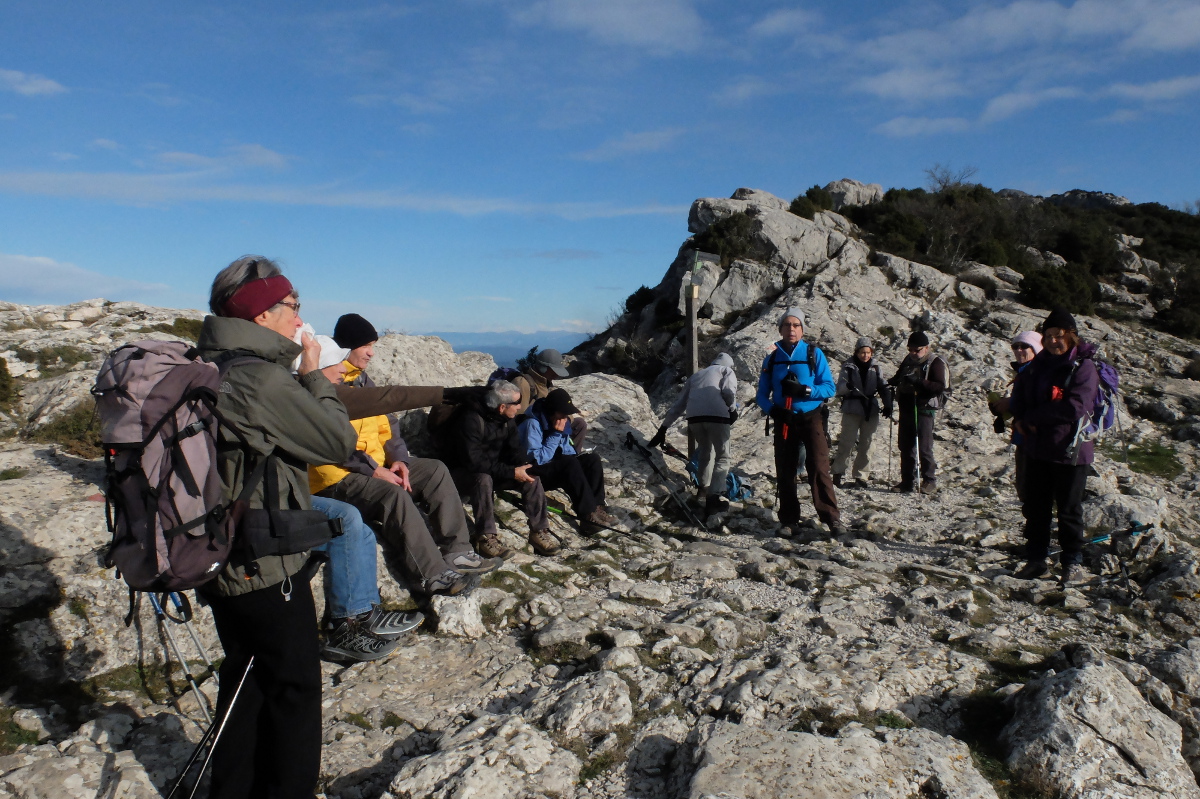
[310,495,379,620]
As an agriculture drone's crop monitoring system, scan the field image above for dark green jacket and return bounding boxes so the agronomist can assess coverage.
[197,316,357,597]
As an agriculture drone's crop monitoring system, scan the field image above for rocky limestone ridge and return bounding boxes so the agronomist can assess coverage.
[3,184,1200,797]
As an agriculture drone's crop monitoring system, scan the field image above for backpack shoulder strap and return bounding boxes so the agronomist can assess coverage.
[807,343,817,374]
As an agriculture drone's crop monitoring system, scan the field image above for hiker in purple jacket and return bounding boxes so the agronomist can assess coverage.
[1009,308,1099,587]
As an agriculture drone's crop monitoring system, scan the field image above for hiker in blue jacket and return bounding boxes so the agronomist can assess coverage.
[755,308,842,536]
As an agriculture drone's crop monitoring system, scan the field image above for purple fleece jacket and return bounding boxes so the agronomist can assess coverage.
[1009,340,1100,465]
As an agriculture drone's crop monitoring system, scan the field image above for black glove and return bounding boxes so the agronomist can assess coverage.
[442,385,485,404]
[648,426,667,449]
[883,402,894,419]
[902,369,923,388]
[727,408,738,424]
[769,406,790,424]
[993,415,1007,435]
[782,381,812,399]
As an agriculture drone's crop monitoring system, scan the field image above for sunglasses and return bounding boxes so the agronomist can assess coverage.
[1011,343,1032,351]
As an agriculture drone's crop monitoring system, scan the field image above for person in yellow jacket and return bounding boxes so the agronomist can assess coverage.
[309,314,502,597]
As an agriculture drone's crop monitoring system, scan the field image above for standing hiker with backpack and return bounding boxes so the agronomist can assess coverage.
[197,256,358,799]
[755,308,843,537]
[1009,308,1101,587]
[888,331,949,495]
[649,352,739,518]
[987,331,1042,502]
[831,338,893,489]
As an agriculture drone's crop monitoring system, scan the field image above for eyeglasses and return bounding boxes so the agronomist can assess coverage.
[907,346,926,353]
[277,300,301,314]
[1011,343,1032,351]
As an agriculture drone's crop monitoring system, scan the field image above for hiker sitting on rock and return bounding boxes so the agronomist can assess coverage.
[832,337,892,489]
[887,331,948,495]
[309,314,502,608]
[519,387,618,534]
[1009,309,1099,587]
[512,348,587,448]
[441,379,558,556]
[198,255,358,799]
[755,308,843,537]
[988,331,1042,502]
[650,352,739,517]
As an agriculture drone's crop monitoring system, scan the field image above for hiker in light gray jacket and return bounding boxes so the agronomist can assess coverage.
[832,337,893,488]
[649,353,739,516]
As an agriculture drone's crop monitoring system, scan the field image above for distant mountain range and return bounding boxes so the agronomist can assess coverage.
[424,330,591,367]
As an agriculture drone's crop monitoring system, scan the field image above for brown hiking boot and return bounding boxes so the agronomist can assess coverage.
[920,481,938,495]
[589,507,619,528]
[528,528,560,556]
[476,533,514,560]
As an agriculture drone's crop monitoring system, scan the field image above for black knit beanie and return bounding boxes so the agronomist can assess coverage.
[1041,307,1077,333]
[333,313,379,349]
[907,330,929,348]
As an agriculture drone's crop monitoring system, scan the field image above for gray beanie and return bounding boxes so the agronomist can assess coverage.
[854,337,873,352]
[777,307,805,327]
[711,353,733,368]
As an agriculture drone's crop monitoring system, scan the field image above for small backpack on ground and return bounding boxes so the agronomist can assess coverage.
[1065,356,1121,463]
[686,456,754,502]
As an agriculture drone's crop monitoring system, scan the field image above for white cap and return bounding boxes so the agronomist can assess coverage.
[316,335,350,369]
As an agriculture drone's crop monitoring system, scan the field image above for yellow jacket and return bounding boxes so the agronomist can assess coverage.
[308,363,392,494]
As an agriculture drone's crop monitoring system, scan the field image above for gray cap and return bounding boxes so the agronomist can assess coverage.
[535,348,570,378]
[711,352,733,368]
[777,307,805,327]
[854,337,873,352]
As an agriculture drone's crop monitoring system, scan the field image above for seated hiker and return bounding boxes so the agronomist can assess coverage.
[519,387,618,533]
[309,326,501,598]
[512,348,587,448]
[649,352,739,517]
[440,379,558,556]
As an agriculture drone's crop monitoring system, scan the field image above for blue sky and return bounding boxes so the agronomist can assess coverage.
[1,0,1198,334]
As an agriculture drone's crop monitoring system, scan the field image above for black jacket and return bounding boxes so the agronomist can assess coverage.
[441,394,530,480]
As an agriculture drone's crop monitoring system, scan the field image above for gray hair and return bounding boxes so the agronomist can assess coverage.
[486,380,521,409]
[209,255,285,316]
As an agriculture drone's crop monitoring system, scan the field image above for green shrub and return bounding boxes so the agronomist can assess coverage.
[14,345,92,377]
[789,196,818,219]
[0,467,25,480]
[144,317,203,342]
[692,211,762,267]
[790,185,833,219]
[0,357,13,403]
[27,401,103,459]
[624,285,656,317]
[1018,265,1096,314]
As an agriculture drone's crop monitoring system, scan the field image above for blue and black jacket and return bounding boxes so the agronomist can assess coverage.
[755,340,836,416]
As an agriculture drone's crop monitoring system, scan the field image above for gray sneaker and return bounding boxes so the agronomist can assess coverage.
[361,605,424,638]
[448,550,503,575]
[1060,564,1090,588]
[322,619,404,663]
[417,568,472,596]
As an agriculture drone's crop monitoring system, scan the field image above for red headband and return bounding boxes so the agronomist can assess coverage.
[223,275,294,320]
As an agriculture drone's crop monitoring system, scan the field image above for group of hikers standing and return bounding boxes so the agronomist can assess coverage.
[159,254,1105,798]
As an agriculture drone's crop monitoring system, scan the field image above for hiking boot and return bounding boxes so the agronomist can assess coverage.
[361,605,424,638]
[1059,564,1090,588]
[1015,558,1051,581]
[528,528,560,556]
[417,568,472,596]
[447,550,503,575]
[322,619,404,663]
[891,483,914,494]
[832,474,843,487]
[920,481,938,495]
[828,520,846,536]
[776,524,794,539]
[476,533,515,560]
[850,478,869,489]
[705,495,730,516]
[589,507,620,528]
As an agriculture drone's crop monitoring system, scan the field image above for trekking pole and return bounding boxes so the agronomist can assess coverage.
[148,593,212,725]
[167,656,255,799]
[888,417,894,484]
[913,405,923,496]
[624,432,708,530]
[166,592,219,686]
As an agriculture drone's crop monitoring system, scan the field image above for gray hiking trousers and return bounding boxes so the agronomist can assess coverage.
[316,457,472,581]
[832,411,880,480]
[690,421,731,497]
[450,470,549,539]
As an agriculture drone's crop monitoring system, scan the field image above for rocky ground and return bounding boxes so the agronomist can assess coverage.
[4,184,1200,798]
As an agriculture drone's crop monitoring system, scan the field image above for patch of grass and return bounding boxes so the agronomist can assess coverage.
[876,711,913,729]
[82,658,214,704]
[0,357,14,403]
[530,641,593,669]
[955,691,1054,799]
[380,711,405,730]
[14,345,93,377]
[1105,439,1184,480]
[343,712,372,730]
[0,467,26,480]
[143,317,203,342]
[0,707,41,754]
[26,401,103,459]
[67,597,88,619]
[877,326,895,339]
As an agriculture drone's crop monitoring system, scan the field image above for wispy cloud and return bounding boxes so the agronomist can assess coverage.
[981,86,1082,122]
[0,68,67,96]
[513,0,705,54]
[0,170,686,220]
[712,76,782,106]
[748,8,820,38]
[854,67,966,101]
[1107,73,1200,101]
[0,252,169,301]
[574,128,684,161]
[155,143,292,171]
[876,116,972,137]
[50,152,80,162]
[89,138,121,151]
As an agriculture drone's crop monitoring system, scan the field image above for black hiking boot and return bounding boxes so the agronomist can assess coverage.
[1015,558,1051,581]
[705,495,730,518]
[322,618,404,663]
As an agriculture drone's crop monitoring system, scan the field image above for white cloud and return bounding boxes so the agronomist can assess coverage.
[0,170,686,220]
[574,128,684,161]
[0,252,170,302]
[89,138,120,150]
[855,67,966,101]
[0,68,67,96]
[50,152,79,162]
[712,76,781,106]
[875,116,972,137]
[981,86,1082,122]
[1122,0,1200,51]
[155,143,292,171]
[1107,73,1200,101]
[513,0,704,54]
[749,9,819,38]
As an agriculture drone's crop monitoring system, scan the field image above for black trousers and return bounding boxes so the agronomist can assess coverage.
[1022,459,1089,565]
[897,401,936,485]
[530,452,604,519]
[206,576,321,799]
[773,409,839,527]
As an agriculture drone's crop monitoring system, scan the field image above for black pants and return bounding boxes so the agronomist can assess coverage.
[773,409,839,527]
[897,401,936,485]
[206,577,321,799]
[450,470,549,539]
[530,452,604,519]
[1022,459,1089,565]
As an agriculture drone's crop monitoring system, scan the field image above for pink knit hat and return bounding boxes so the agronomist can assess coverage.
[1011,330,1043,354]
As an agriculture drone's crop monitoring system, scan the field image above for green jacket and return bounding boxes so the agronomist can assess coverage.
[197,316,357,597]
